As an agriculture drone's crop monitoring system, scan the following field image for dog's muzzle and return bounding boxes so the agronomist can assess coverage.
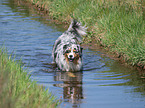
[68,54,74,62]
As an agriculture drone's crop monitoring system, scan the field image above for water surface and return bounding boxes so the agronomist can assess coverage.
[0,0,145,108]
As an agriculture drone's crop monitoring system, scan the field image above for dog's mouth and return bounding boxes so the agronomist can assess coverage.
[68,57,74,62]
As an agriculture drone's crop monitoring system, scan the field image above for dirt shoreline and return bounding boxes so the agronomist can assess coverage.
[13,0,145,73]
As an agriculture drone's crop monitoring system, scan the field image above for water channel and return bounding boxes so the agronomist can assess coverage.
[0,0,145,107]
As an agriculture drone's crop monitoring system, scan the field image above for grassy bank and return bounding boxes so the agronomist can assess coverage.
[18,0,145,69]
[0,48,60,108]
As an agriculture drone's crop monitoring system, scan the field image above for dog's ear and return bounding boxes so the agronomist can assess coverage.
[77,45,83,58]
[63,44,68,55]
[79,47,83,58]
[77,45,83,53]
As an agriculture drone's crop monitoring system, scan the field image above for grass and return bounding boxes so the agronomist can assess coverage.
[14,0,145,68]
[94,2,145,66]
[0,48,60,108]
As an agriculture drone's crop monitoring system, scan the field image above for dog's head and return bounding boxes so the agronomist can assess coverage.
[63,44,83,64]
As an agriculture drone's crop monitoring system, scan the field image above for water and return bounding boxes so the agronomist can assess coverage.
[0,0,145,108]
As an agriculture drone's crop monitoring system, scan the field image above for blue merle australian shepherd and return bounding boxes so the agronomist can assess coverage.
[52,19,87,72]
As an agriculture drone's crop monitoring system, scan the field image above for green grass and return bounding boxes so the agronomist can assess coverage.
[0,48,60,108]
[94,2,145,66]
[15,0,145,68]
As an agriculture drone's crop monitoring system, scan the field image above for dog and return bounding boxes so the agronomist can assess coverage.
[52,19,87,72]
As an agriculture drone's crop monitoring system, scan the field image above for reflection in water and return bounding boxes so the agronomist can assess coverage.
[7,0,66,32]
[54,71,83,106]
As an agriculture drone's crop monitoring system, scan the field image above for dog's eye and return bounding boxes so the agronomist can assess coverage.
[73,48,78,53]
[65,50,71,53]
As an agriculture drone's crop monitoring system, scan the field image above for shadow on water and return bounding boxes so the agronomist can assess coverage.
[1,0,145,108]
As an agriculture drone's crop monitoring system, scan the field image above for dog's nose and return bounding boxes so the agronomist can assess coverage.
[69,55,73,58]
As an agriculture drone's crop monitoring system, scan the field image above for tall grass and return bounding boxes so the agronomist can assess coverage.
[16,0,145,67]
[94,1,145,66]
[0,48,60,108]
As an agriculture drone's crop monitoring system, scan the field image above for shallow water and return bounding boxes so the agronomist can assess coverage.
[0,0,145,108]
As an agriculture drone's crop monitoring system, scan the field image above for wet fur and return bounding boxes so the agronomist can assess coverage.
[52,19,87,72]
